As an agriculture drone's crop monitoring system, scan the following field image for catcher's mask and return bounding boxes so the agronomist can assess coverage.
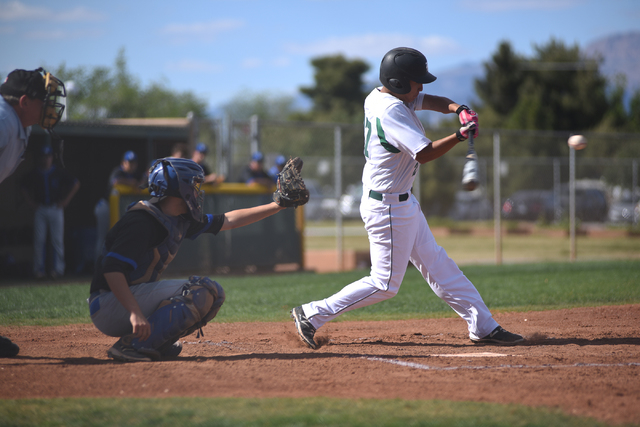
[0,67,66,129]
[148,158,205,221]
[379,47,437,95]
[38,68,66,131]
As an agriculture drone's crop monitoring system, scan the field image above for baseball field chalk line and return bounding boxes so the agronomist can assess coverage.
[429,352,508,358]
[364,356,640,371]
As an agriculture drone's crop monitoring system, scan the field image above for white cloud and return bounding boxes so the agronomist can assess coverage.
[0,1,105,22]
[160,19,244,43]
[165,59,222,73]
[285,33,463,59]
[461,0,581,12]
[25,28,104,40]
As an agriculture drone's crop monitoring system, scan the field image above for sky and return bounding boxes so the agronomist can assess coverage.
[1,0,639,114]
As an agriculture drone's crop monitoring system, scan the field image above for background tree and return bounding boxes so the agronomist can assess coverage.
[476,39,609,134]
[222,91,297,120]
[54,48,208,120]
[475,41,525,120]
[295,55,370,124]
[472,39,638,157]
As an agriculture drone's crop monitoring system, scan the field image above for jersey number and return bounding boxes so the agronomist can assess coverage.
[364,118,372,158]
[364,117,400,158]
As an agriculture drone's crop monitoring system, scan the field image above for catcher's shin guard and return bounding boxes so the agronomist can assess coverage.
[130,276,225,359]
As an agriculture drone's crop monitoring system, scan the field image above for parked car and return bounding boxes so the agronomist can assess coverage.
[502,187,608,222]
[304,179,338,220]
[564,188,609,222]
[501,190,551,221]
[608,195,639,224]
[448,190,493,221]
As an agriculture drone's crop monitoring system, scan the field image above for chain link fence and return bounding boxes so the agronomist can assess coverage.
[195,117,640,227]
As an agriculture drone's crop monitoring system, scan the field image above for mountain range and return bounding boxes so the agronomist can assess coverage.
[431,31,640,115]
[211,31,639,119]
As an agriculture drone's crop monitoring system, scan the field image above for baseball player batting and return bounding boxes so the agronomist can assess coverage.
[291,47,523,349]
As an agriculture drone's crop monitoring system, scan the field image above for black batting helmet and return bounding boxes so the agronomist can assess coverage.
[379,47,437,95]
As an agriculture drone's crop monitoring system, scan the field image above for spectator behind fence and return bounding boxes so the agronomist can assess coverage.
[191,142,224,184]
[239,151,273,187]
[170,143,188,159]
[268,155,287,183]
[20,144,80,280]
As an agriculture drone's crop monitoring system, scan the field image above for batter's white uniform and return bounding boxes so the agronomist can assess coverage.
[301,87,499,340]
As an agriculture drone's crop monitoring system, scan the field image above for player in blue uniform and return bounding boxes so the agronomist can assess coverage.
[89,157,292,362]
[21,144,80,279]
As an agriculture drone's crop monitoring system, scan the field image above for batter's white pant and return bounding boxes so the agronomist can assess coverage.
[302,193,499,340]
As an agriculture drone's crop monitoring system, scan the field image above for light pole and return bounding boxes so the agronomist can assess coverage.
[62,80,76,122]
[567,134,587,262]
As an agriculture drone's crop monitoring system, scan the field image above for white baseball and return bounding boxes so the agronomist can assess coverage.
[568,135,587,150]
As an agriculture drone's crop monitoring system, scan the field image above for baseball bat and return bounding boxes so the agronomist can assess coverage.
[461,132,479,191]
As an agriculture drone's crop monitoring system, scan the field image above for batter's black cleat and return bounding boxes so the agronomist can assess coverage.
[107,336,153,362]
[471,326,524,345]
[0,336,20,358]
[291,306,317,349]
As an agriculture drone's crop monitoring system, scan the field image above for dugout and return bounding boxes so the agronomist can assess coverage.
[0,118,304,280]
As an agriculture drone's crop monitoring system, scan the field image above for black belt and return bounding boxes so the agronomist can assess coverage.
[368,190,409,202]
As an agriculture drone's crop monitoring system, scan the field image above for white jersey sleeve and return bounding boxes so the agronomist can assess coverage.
[361,88,431,194]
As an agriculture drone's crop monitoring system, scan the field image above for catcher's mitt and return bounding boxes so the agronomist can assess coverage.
[273,157,310,208]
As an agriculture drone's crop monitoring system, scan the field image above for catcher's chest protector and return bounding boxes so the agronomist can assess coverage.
[127,201,190,284]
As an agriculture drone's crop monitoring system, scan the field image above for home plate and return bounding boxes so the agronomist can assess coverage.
[430,352,508,357]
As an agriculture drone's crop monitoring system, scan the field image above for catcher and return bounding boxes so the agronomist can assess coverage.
[89,156,308,362]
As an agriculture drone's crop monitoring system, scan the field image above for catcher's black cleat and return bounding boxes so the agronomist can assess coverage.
[291,306,317,349]
[0,336,19,358]
[471,326,524,345]
[160,340,183,360]
[107,336,153,362]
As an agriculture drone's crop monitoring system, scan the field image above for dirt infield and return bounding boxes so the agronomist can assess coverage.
[2,304,639,425]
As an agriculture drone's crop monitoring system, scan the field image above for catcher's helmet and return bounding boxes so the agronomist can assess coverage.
[148,158,205,221]
[379,47,437,95]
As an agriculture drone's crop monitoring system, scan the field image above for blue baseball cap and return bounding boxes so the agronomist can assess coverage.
[251,151,264,162]
[275,155,286,166]
[195,142,208,154]
[123,151,137,162]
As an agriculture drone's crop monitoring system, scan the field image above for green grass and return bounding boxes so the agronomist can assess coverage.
[1,260,639,325]
[2,260,639,427]
[305,223,640,265]
[0,397,614,427]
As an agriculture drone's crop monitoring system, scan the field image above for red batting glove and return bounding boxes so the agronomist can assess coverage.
[456,122,478,141]
[456,105,479,138]
[457,104,478,122]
